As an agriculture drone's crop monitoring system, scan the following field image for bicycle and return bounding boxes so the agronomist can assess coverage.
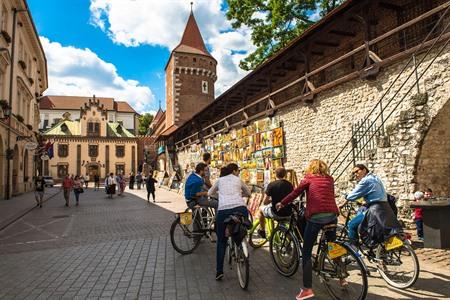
[224,213,252,289]
[337,202,420,289]
[248,215,276,248]
[270,202,368,299]
[170,204,215,255]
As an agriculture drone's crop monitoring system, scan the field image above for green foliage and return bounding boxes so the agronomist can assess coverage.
[226,0,344,71]
[138,113,154,135]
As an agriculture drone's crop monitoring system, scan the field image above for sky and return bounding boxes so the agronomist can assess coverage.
[27,0,256,114]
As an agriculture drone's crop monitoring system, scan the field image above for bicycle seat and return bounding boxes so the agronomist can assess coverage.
[193,204,202,209]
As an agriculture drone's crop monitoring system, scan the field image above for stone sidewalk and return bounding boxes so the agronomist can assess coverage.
[0,187,60,231]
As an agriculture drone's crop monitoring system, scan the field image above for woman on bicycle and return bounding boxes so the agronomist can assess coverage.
[276,159,339,300]
[208,163,251,281]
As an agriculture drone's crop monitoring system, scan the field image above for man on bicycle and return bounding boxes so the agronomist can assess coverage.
[257,167,293,238]
[342,164,397,245]
[184,162,218,210]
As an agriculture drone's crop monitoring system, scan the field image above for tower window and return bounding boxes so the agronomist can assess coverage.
[202,81,208,94]
[193,57,196,62]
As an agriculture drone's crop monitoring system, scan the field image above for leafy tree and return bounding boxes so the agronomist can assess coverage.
[138,113,154,135]
[226,0,344,71]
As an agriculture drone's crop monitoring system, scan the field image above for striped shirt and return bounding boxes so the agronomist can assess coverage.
[208,174,251,211]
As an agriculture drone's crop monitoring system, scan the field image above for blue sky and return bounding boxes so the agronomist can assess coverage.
[27,0,254,114]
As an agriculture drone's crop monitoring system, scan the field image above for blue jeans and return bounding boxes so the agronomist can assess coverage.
[302,218,337,288]
[415,219,423,238]
[215,206,248,273]
[74,190,81,202]
[348,212,364,242]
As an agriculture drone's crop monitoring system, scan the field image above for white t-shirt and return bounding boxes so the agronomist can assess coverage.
[208,174,251,211]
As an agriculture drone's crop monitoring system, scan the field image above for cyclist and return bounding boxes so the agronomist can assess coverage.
[276,159,339,300]
[257,167,293,238]
[184,162,218,210]
[208,163,251,281]
[341,164,398,245]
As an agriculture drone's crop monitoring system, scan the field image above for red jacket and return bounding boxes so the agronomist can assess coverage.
[414,207,423,220]
[281,174,339,219]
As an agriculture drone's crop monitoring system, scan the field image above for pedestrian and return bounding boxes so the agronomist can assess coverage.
[80,176,85,189]
[73,175,83,206]
[34,175,45,208]
[202,153,212,190]
[62,174,74,207]
[145,173,158,203]
[85,174,89,188]
[129,172,135,189]
[94,174,100,191]
[413,191,425,241]
[105,173,116,199]
[136,172,143,189]
[117,173,126,195]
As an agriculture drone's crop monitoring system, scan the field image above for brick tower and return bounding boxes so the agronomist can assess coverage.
[164,8,217,131]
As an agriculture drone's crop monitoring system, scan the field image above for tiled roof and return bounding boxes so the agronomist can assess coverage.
[173,11,212,58]
[43,120,80,136]
[40,95,115,110]
[107,122,135,138]
[115,101,137,113]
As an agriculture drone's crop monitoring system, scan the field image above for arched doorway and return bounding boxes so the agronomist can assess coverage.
[414,99,450,196]
[86,163,100,179]
[12,145,19,195]
[23,149,29,185]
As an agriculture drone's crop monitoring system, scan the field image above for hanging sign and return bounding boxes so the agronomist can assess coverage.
[24,142,38,150]
[41,155,49,161]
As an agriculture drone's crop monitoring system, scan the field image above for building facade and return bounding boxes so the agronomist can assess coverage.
[0,0,48,199]
[39,95,139,134]
[42,96,138,181]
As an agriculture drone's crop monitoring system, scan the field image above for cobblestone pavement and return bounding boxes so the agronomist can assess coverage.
[0,187,448,299]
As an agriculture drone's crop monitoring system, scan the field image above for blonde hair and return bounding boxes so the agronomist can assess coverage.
[304,159,330,176]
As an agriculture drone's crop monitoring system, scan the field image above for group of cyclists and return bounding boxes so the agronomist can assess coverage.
[183,153,403,300]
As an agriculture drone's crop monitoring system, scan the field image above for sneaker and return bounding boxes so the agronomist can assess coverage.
[257,229,266,239]
[65,203,68,207]
[296,288,314,300]
[39,204,42,208]
[215,272,224,281]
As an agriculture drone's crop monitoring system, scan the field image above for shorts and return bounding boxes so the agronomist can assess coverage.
[261,204,275,218]
[34,191,44,198]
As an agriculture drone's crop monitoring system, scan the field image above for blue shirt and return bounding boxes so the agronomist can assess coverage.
[184,173,204,201]
[346,173,387,204]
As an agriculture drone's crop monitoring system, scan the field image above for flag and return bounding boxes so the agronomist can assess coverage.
[47,142,54,159]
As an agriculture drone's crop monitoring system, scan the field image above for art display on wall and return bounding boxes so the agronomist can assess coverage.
[182,116,290,187]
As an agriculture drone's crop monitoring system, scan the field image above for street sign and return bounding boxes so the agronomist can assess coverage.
[41,155,49,161]
[24,142,38,150]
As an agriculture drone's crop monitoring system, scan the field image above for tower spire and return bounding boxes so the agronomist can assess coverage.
[190,2,193,13]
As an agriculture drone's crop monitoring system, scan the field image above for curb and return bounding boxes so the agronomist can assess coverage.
[0,190,62,232]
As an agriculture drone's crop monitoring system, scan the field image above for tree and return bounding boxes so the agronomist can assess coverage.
[138,113,154,135]
[226,0,344,71]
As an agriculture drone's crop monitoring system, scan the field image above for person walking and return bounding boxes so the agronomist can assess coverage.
[62,174,74,207]
[145,173,158,203]
[105,173,116,199]
[276,159,340,300]
[129,172,135,190]
[136,172,143,189]
[94,174,100,191]
[34,175,45,208]
[73,175,83,206]
[85,174,90,188]
[413,191,425,241]
[117,174,126,195]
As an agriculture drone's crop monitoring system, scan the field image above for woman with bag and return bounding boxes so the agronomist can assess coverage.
[145,173,158,203]
[73,175,83,206]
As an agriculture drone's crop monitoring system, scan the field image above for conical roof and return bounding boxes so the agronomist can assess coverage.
[173,11,213,58]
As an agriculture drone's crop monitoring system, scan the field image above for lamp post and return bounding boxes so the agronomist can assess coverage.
[5,8,27,200]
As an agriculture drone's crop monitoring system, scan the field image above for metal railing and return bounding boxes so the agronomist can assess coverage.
[329,5,450,181]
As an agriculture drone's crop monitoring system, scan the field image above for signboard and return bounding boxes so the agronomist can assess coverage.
[24,142,38,150]
[41,155,49,161]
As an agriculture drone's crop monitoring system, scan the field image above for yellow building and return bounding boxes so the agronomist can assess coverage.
[0,0,48,199]
[42,96,138,181]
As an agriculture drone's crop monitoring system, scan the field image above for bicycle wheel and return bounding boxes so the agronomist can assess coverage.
[269,226,301,277]
[225,237,233,267]
[248,219,268,248]
[318,241,368,300]
[376,242,419,288]
[236,241,250,289]
[169,213,202,255]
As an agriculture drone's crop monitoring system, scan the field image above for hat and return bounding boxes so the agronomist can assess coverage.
[414,191,424,200]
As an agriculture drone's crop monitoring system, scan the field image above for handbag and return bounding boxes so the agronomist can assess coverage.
[77,187,84,193]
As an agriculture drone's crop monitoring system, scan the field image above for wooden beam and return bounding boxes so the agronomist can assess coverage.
[315,41,339,47]
[329,29,356,37]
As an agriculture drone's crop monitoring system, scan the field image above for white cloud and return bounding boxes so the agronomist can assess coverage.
[89,0,256,96]
[41,36,155,113]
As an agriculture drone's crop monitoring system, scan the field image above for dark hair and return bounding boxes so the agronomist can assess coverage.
[354,164,369,173]
[227,163,239,173]
[275,167,287,179]
[219,167,230,177]
[203,152,211,162]
[195,162,207,174]
[426,188,433,193]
